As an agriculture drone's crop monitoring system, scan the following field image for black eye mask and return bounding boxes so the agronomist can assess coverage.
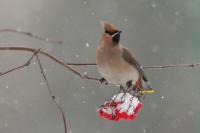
[105,30,122,44]
[105,30,118,36]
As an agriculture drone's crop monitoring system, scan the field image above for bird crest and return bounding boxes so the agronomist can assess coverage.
[100,21,119,34]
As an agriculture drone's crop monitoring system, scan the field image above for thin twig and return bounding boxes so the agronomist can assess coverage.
[36,54,67,133]
[0,29,63,44]
[65,62,200,69]
[141,63,200,69]
[36,54,55,97]
[0,48,41,76]
[65,62,96,66]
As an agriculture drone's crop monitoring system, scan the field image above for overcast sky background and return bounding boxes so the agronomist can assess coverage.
[0,0,199,133]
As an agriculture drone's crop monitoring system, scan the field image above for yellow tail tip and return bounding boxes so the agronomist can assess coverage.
[142,89,156,94]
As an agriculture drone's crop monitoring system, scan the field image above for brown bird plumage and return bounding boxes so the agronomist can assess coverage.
[96,21,148,91]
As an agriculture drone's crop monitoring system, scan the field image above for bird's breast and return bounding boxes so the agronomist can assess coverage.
[96,47,139,85]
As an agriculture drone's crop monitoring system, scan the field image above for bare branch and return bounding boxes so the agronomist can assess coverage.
[36,54,54,97]
[0,29,63,44]
[65,62,96,66]
[141,63,200,69]
[0,46,99,81]
[0,48,41,76]
[65,62,200,69]
[36,55,67,133]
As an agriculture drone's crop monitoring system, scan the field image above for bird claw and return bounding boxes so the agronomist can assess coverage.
[126,80,133,88]
[126,80,137,92]
[118,80,136,94]
[99,78,108,85]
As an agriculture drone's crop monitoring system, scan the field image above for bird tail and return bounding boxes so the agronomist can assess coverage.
[135,78,155,94]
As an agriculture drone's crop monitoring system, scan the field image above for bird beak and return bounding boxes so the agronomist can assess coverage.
[112,30,122,37]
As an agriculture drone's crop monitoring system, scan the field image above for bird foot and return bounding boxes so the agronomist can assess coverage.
[99,78,108,85]
[126,80,133,88]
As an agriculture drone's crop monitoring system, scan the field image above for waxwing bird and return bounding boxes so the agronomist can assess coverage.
[96,21,149,92]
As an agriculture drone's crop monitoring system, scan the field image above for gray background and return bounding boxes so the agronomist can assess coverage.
[0,0,198,133]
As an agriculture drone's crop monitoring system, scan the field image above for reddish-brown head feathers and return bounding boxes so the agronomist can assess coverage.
[100,21,121,45]
[101,21,119,34]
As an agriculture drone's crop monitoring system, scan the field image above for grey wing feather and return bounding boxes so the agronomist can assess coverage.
[122,48,148,82]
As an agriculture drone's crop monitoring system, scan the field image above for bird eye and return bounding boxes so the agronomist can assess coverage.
[105,30,116,35]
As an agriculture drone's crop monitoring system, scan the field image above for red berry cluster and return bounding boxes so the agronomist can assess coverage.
[97,93,142,121]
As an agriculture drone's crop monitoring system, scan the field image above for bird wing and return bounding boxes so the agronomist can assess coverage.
[122,48,148,82]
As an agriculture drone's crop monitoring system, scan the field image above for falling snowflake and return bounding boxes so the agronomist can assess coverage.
[85,43,90,48]
[16,27,21,32]
[84,72,87,75]
[175,11,180,16]
[40,82,44,86]
[83,1,87,5]
[151,3,157,8]
[75,54,80,58]
[81,86,85,89]
[143,129,147,133]
[124,18,128,22]
[152,45,159,53]
[161,96,165,100]
[46,38,49,42]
